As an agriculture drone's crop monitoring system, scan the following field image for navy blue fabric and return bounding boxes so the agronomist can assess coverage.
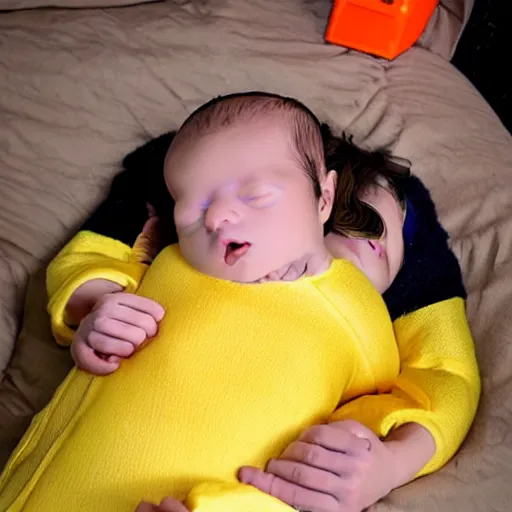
[383,176,466,321]
[402,197,416,247]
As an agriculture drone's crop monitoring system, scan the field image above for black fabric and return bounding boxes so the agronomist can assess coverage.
[82,131,177,248]
[383,176,466,321]
[452,0,511,133]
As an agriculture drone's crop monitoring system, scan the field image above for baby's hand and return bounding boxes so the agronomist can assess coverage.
[71,292,165,375]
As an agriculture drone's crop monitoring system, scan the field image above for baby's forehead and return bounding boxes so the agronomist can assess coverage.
[164,101,325,193]
[164,120,295,188]
[167,92,325,160]
[166,116,293,165]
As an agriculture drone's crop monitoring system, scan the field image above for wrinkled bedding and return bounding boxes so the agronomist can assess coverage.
[1,0,512,510]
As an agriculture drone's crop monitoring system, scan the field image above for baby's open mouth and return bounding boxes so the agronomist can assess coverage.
[224,240,251,266]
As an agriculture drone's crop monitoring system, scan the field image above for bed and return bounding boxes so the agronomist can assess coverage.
[1,0,512,510]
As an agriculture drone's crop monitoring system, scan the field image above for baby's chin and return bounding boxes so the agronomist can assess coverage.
[192,260,270,284]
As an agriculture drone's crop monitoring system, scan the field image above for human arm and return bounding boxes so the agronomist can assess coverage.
[330,297,480,476]
[47,232,149,346]
[239,420,435,512]
[65,278,124,327]
[48,220,166,374]
[326,176,480,477]
[384,422,435,489]
[46,131,176,346]
[327,176,480,477]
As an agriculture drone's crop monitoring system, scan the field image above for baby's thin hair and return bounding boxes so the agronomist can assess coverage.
[321,124,411,239]
[170,92,325,197]
[169,92,410,240]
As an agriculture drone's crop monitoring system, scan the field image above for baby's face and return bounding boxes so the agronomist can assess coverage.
[164,118,331,283]
[325,183,405,293]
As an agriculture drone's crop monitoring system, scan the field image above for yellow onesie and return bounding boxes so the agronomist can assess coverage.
[0,244,400,512]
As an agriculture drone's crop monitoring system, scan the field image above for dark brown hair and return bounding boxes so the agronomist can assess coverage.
[321,124,410,239]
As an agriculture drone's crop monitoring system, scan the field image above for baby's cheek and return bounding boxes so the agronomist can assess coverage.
[174,209,203,236]
[173,202,191,225]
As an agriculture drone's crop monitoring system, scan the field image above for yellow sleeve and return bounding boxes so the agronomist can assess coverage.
[46,230,148,346]
[330,297,481,477]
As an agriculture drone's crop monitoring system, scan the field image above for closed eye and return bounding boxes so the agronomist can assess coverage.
[240,189,280,208]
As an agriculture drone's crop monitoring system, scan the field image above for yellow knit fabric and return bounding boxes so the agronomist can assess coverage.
[41,232,481,480]
[331,297,480,476]
[6,231,479,509]
[0,244,399,512]
[47,231,148,345]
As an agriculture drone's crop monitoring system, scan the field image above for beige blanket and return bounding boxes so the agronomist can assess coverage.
[1,1,512,510]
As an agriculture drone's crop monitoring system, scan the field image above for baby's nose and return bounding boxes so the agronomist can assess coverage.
[204,200,241,232]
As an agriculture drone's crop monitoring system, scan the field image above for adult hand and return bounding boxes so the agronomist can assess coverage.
[239,420,397,512]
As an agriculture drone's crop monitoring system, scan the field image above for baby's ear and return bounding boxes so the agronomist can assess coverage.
[319,170,337,224]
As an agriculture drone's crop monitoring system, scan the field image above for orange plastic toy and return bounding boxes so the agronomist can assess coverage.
[325,0,438,60]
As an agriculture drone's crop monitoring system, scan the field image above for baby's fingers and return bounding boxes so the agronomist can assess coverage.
[97,293,165,322]
[106,304,160,338]
[86,331,136,357]
[71,339,120,376]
